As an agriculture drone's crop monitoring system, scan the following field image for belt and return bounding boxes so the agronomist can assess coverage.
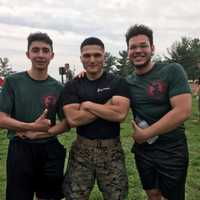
[76,135,120,148]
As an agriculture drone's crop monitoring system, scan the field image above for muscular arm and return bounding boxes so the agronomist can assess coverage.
[81,96,130,122]
[147,93,191,135]
[0,112,50,132]
[48,119,70,135]
[63,103,97,128]
[133,93,192,143]
[17,119,70,140]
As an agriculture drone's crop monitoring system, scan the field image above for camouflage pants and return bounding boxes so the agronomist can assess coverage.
[63,138,128,200]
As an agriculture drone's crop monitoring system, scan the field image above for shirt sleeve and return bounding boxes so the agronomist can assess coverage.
[112,77,130,99]
[61,80,81,106]
[0,77,14,114]
[167,63,191,98]
[55,89,65,120]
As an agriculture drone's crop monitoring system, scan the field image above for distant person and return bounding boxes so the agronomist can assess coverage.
[0,32,69,200]
[62,37,130,200]
[125,24,192,200]
[192,80,199,98]
[64,63,73,82]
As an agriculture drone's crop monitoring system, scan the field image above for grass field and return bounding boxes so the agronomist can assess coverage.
[0,98,200,199]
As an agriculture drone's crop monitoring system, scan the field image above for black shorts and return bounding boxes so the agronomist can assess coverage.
[6,138,66,200]
[133,137,189,200]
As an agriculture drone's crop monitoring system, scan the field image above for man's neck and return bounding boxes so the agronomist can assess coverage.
[27,68,48,80]
[86,70,104,80]
[135,62,154,75]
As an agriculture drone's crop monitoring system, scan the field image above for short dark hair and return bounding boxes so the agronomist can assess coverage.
[27,32,53,51]
[125,24,153,47]
[80,37,104,50]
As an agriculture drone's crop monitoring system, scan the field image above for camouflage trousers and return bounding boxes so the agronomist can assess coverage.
[63,137,128,200]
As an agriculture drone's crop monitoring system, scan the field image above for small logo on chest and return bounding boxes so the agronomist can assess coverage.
[147,80,167,98]
[42,95,57,109]
[97,87,110,93]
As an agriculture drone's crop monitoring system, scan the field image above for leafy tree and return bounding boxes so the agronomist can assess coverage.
[152,54,166,64]
[103,52,117,73]
[165,37,200,80]
[116,50,134,77]
[0,57,13,77]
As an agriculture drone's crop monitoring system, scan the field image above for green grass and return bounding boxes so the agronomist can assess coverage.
[0,98,200,199]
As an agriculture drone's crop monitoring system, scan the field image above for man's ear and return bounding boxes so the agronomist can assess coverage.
[26,51,30,59]
[103,52,106,60]
[151,45,155,56]
[80,55,83,63]
[51,52,55,59]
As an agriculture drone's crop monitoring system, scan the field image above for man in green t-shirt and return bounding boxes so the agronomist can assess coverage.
[125,24,192,200]
[0,32,69,200]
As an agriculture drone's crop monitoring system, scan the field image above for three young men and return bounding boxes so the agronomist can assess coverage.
[0,25,192,200]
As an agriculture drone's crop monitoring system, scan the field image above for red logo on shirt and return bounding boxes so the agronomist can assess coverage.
[42,95,57,109]
[147,80,167,98]
[0,77,4,87]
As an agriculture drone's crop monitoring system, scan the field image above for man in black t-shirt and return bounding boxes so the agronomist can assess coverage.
[62,37,130,200]
[125,24,192,200]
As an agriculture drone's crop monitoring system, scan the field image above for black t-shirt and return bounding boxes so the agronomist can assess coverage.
[62,72,130,139]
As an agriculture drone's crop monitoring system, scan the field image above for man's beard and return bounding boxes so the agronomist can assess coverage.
[133,57,151,69]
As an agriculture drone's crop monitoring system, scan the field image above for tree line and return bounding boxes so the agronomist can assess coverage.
[1,36,200,80]
[0,58,14,77]
[104,37,200,80]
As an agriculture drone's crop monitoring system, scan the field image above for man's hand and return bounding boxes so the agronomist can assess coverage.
[76,70,86,79]
[80,99,112,111]
[80,101,93,111]
[132,120,149,144]
[16,131,36,140]
[16,131,50,140]
[31,118,50,132]
[16,131,28,139]
[35,109,48,122]
[30,109,51,131]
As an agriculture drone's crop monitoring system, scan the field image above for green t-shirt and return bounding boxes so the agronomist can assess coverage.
[0,71,64,141]
[126,62,191,141]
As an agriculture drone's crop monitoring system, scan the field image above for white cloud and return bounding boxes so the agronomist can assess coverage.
[0,0,200,80]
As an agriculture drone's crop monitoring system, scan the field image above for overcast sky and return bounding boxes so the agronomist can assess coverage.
[0,0,200,80]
